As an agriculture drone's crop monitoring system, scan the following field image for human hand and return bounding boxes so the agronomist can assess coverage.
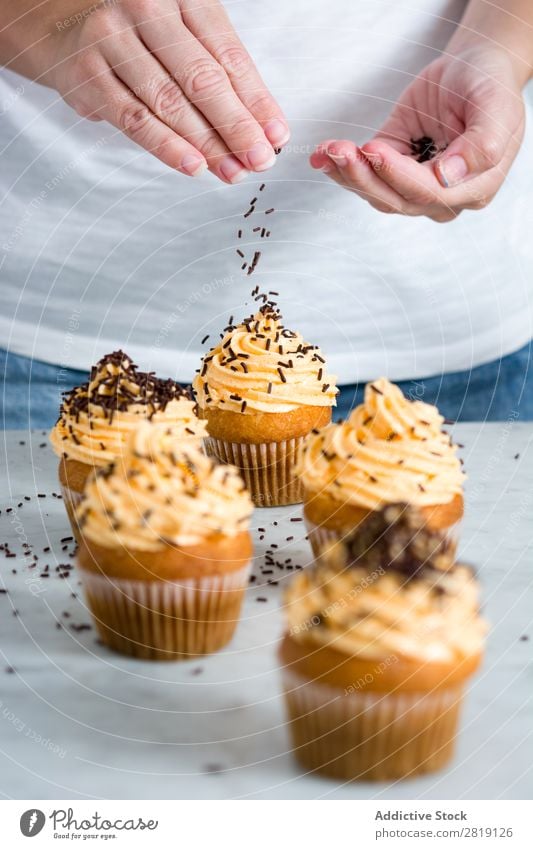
[13,0,289,182]
[310,46,525,222]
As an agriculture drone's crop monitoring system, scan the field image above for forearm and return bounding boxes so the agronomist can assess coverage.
[447,0,533,86]
[0,0,88,81]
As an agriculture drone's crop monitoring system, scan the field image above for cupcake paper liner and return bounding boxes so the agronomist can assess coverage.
[79,561,251,660]
[206,436,304,507]
[60,483,84,541]
[281,669,464,781]
[304,518,341,558]
[304,515,461,559]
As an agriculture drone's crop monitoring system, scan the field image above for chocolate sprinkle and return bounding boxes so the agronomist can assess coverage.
[333,503,456,584]
[57,350,191,428]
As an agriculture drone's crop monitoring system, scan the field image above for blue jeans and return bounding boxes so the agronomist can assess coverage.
[335,341,533,422]
[1,350,87,430]
[1,344,532,429]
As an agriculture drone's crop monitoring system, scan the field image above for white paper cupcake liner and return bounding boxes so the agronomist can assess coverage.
[79,561,251,660]
[304,517,343,558]
[206,436,304,507]
[60,483,84,539]
[281,668,464,781]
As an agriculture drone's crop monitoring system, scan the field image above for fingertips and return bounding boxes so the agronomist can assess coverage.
[325,140,360,169]
[311,140,362,175]
[360,139,442,203]
[263,118,291,148]
[434,154,468,189]
[310,139,336,169]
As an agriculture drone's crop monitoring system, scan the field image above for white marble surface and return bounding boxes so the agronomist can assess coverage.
[0,424,532,800]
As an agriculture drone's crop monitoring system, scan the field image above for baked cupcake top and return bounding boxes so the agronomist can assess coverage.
[297,377,464,508]
[284,505,486,663]
[50,351,206,467]
[76,422,253,551]
[193,300,338,414]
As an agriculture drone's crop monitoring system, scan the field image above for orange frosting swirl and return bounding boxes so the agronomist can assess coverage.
[193,304,337,414]
[285,558,486,663]
[297,378,464,508]
[50,351,205,467]
[77,422,253,551]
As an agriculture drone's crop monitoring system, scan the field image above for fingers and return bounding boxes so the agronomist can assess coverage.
[77,50,208,175]
[359,139,503,218]
[361,140,448,206]
[433,90,524,188]
[181,0,290,149]
[137,8,279,172]
[310,140,416,215]
[102,31,247,183]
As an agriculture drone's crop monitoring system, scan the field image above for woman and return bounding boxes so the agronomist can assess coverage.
[1,0,532,427]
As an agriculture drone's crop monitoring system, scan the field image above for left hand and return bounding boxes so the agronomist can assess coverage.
[310,46,525,222]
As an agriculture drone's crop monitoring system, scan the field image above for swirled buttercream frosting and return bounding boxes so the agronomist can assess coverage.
[50,351,205,466]
[285,505,486,663]
[193,302,338,414]
[297,377,464,508]
[77,422,253,550]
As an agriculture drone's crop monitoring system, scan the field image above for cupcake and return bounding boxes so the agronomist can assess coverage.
[297,377,465,555]
[279,504,486,781]
[49,350,205,536]
[76,421,253,660]
[193,300,338,507]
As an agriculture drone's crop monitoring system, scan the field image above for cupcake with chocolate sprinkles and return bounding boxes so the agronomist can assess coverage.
[279,504,486,781]
[49,350,206,536]
[193,297,338,507]
[76,421,253,660]
[297,377,464,555]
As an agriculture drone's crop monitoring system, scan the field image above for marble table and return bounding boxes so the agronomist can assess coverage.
[0,424,531,800]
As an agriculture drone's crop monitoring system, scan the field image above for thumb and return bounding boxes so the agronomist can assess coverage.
[435,87,523,188]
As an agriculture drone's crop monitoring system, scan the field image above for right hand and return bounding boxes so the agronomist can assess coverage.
[38,0,289,181]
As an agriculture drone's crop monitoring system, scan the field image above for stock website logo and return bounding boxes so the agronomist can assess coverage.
[19,807,158,839]
[20,809,46,837]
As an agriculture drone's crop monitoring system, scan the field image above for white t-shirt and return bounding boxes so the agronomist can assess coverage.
[1,0,532,384]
